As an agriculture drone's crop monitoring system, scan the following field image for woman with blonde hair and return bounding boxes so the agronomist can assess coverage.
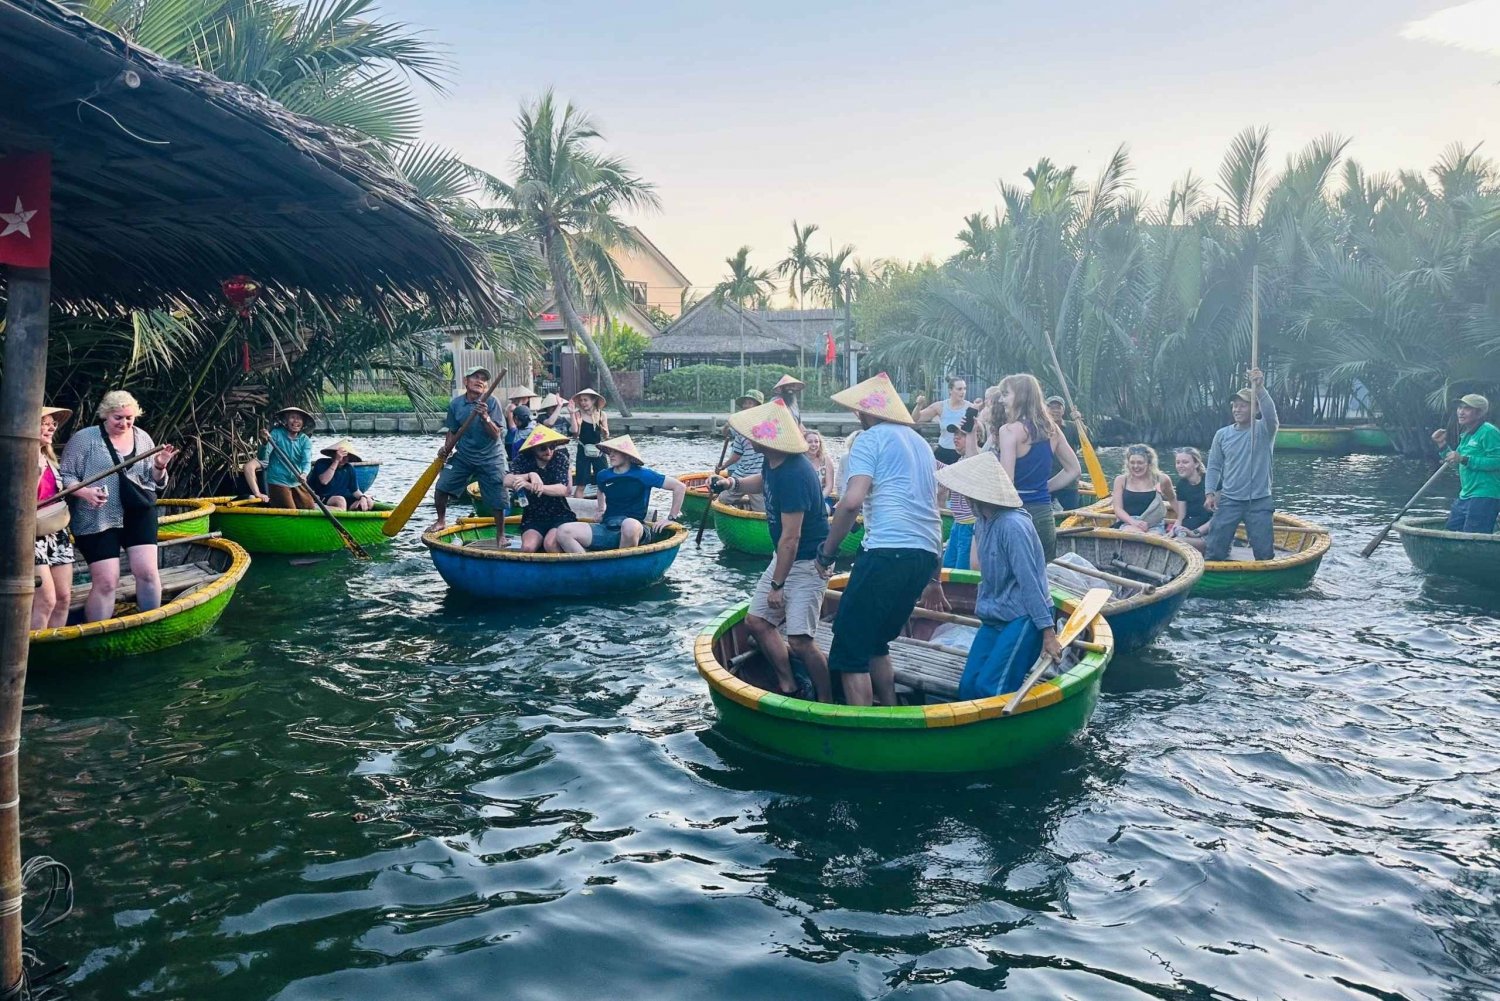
[804,429,838,505]
[1111,443,1177,533]
[33,405,75,630]
[1169,446,1213,549]
[60,391,178,622]
[989,373,1080,559]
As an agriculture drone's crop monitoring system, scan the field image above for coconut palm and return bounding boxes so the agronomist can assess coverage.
[713,246,777,396]
[806,245,858,385]
[776,220,820,370]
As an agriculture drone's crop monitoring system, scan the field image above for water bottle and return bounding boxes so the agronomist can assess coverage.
[514,489,529,509]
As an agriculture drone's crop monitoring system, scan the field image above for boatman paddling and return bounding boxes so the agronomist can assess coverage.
[1204,367,1278,562]
[1433,393,1500,534]
[430,365,508,542]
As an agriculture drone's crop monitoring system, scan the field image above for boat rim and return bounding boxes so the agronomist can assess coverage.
[1395,514,1500,543]
[424,517,689,562]
[211,500,393,520]
[156,497,216,524]
[29,536,251,645]
[1063,503,1330,573]
[693,568,1113,729]
[1057,526,1204,611]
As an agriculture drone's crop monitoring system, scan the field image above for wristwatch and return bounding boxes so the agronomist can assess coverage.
[770,580,785,591]
[814,546,836,567]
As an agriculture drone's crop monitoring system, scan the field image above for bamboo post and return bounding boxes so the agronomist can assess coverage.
[0,265,50,992]
[1249,264,1260,448]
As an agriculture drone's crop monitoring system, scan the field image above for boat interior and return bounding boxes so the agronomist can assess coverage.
[63,539,230,621]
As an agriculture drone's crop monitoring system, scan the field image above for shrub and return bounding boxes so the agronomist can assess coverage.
[598,320,651,371]
[645,364,842,410]
[320,391,444,413]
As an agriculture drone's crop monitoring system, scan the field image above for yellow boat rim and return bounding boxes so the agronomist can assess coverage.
[1061,503,1330,573]
[424,517,688,562]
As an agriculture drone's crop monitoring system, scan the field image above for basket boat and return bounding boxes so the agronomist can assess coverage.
[350,461,380,492]
[694,569,1114,773]
[1062,501,1329,595]
[711,499,952,557]
[1275,427,1356,452]
[30,536,250,666]
[209,500,394,554]
[1397,516,1499,588]
[1051,528,1202,652]
[1349,426,1392,452]
[676,471,714,524]
[424,517,688,600]
[157,497,215,536]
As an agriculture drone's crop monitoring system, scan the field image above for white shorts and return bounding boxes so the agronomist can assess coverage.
[748,558,824,638]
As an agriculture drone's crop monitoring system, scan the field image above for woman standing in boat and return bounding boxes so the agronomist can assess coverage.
[33,405,75,630]
[803,430,838,507]
[247,406,316,508]
[1433,393,1500,534]
[509,425,577,553]
[60,390,178,622]
[1111,444,1177,533]
[571,388,610,498]
[989,373,1080,560]
[915,377,975,465]
[1169,446,1213,550]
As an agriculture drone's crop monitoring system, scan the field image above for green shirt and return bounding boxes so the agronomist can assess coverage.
[1443,421,1500,500]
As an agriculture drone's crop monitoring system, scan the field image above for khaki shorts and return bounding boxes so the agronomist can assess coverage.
[748,558,824,638]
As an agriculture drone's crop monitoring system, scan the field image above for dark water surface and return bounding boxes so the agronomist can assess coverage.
[20,436,1500,1000]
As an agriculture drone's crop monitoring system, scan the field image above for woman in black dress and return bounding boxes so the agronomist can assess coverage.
[509,425,576,553]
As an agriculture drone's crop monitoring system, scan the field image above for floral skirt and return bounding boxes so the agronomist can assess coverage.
[35,529,74,567]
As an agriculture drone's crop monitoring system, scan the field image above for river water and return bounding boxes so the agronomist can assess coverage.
[19,435,1500,1000]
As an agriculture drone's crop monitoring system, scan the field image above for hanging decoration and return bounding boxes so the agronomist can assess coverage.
[823,331,836,366]
[220,275,264,373]
[0,151,52,268]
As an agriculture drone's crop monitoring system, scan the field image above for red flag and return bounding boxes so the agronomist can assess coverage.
[823,331,836,366]
[0,152,51,268]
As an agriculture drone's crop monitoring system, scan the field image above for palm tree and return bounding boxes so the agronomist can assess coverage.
[806,245,858,385]
[483,91,661,416]
[776,220,820,371]
[712,246,777,397]
[953,212,997,264]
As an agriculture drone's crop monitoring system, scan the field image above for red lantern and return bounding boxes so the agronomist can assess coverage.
[220,275,263,318]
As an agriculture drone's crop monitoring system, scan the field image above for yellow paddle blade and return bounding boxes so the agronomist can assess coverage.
[1075,419,1110,501]
[1059,587,1112,648]
[383,453,444,537]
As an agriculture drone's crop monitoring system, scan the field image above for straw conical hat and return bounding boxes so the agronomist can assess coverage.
[830,373,915,426]
[572,387,606,403]
[519,424,569,453]
[536,392,563,411]
[276,406,316,426]
[727,399,807,454]
[773,373,806,392]
[507,385,536,401]
[598,434,645,465]
[319,439,363,462]
[935,451,1022,509]
[39,405,72,425]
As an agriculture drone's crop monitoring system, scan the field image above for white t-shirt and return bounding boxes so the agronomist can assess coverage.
[844,422,943,555]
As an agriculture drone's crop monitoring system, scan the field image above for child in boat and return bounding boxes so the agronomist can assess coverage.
[942,419,978,570]
[310,440,374,511]
[935,452,1062,700]
[555,436,685,552]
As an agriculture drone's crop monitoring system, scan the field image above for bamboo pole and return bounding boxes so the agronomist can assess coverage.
[0,266,51,992]
[1249,264,1260,448]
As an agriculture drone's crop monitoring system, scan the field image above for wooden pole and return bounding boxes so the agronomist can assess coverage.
[1249,264,1260,449]
[0,266,50,992]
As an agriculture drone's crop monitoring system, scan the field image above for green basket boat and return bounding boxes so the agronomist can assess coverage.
[30,536,251,667]
[1397,516,1499,588]
[210,500,395,554]
[1350,426,1393,451]
[676,471,714,524]
[1275,426,1356,452]
[157,497,215,536]
[695,570,1114,773]
[711,498,952,557]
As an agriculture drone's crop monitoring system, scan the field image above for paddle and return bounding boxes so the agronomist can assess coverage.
[696,430,732,547]
[1003,587,1110,715]
[382,370,505,538]
[40,443,167,507]
[265,434,370,560]
[1249,264,1261,452]
[1359,463,1451,558]
[1040,331,1109,501]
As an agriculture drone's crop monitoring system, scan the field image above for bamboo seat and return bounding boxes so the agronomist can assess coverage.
[68,562,218,611]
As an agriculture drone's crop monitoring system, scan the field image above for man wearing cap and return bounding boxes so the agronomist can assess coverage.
[710,400,832,701]
[1433,393,1500,534]
[1204,367,1279,561]
[816,373,946,707]
[556,435,686,552]
[721,390,767,513]
[1045,395,1083,511]
[431,366,508,538]
[771,374,806,426]
[310,440,373,511]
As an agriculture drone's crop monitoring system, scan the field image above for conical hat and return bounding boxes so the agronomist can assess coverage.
[276,406,316,427]
[598,434,645,465]
[507,385,536,401]
[727,399,807,454]
[830,373,915,426]
[572,387,605,404]
[935,451,1022,509]
[38,405,72,426]
[519,424,569,452]
[319,439,364,462]
[536,393,563,411]
[773,373,806,392]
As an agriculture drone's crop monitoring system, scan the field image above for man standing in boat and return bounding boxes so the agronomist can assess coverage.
[430,365,508,540]
[710,399,831,701]
[816,373,945,707]
[1204,367,1278,561]
[1433,393,1500,534]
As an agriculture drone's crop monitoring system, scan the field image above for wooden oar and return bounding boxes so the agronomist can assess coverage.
[382,370,505,538]
[1106,557,1171,586]
[1249,264,1260,451]
[40,444,166,506]
[1003,587,1110,715]
[1055,559,1152,593]
[1040,331,1109,501]
[1359,463,1451,558]
[265,434,370,560]
[696,432,732,547]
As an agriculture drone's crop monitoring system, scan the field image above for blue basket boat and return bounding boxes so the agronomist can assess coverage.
[350,461,380,493]
[423,517,688,600]
[1049,527,1202,654]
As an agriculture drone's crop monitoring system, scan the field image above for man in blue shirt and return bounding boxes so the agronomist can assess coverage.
[556,435,686,552]
[816,373,945,707]
[431,366,508,540]
[310,440,373,511]
[711,399,831,701]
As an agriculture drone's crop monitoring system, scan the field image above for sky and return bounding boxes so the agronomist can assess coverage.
[380,0,1497,296]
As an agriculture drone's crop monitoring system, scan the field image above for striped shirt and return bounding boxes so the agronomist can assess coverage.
[59,426,165,536]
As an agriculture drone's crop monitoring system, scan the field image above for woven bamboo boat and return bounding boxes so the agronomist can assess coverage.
[424,517,688,599]
[1349,426,1393,452]
[29,536,250,667]
[677,471,713,524]
[1275,426,1356,452]
[157,497,215,536]
[695,570,1114,772]
[350,461,380,492]
[1397,516,1499,588]
[711,499,952,557]
[210,500,394,554]
[1062,501,1329,595]
[1051,528,1202,652]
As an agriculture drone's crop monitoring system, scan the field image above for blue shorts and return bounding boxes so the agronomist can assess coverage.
[588,518,652,550]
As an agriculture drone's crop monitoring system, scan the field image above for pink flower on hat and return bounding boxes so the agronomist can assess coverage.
[858,392,888,409]
[750,419,779,441]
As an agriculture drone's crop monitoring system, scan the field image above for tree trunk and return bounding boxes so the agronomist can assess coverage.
[546,257,632,417]
[738,307,746,398]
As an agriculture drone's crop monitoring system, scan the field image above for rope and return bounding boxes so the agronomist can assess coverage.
[20,857,72,936]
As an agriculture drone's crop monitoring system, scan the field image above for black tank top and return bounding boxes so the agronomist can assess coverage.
[1122,486,1158,517]
[577,416,602,445]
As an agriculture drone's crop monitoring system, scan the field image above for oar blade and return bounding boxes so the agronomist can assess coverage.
[1002,587,1111,716]
[383,455,443,537]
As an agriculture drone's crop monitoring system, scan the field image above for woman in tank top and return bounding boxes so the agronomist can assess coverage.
[1111,443,1177,533]
[1169,446,1212,550]
[989,373,1079,560]
[571,388,610,498]
[915,377,974,465]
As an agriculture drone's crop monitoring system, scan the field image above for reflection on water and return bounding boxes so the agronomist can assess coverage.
[17,436,1500,999]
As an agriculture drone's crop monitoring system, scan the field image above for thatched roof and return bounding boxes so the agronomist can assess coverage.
[646,298,800,357]
[0,0,505,319]
[761,308,845,350]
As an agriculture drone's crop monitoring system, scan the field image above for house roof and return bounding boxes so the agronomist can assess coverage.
[0,0,506,319]
[645,298,801,356]
[760,308,845,350]
[534,296,660,338]
[622,226,690,288]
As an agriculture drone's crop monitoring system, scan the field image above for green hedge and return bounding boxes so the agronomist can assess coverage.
[645,364,843,410]
[320,392,444,413]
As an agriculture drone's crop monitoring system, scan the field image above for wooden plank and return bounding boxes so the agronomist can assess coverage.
[68,562,217,611]
[814,620,966,702]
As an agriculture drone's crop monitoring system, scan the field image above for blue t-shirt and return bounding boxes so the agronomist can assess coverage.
[844,422,943,555]
[764,454,829,561]
[310,457,359,501]
[597,465,667,525]
[444,394,506,465]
